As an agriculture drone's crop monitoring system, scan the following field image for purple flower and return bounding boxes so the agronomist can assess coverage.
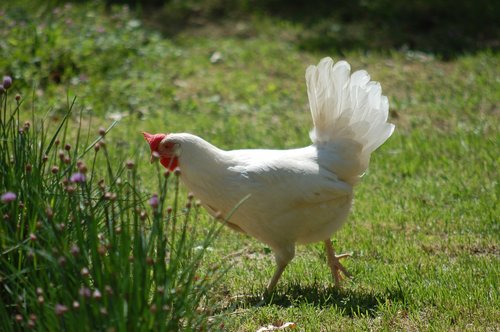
[1,192,16,203]
[79,287,91,298]
[92,289,102,300]
[3,76,12,89]
[55,304,68,316]
[149,194,159,209]
[70,172,86,183]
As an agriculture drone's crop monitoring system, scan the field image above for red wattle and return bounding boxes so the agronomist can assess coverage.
[160,157,179,171]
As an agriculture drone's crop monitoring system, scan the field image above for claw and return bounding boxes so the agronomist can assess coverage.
[324,240,352,288]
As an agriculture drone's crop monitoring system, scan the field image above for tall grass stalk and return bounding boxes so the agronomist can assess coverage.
[0,84,222,331]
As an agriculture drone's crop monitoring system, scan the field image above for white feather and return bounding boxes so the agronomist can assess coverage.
[306,57,395,181]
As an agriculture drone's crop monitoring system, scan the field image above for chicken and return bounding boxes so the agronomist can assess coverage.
[143,58,395,293]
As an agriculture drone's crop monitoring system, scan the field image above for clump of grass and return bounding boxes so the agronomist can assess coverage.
[0,78,222,331]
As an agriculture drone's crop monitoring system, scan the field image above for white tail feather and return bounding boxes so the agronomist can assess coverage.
[306,58,395,180]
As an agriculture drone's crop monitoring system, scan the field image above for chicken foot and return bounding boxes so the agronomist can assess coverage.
[324,239,352,288]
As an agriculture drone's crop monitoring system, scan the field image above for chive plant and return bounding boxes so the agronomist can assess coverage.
[0,78,222,331]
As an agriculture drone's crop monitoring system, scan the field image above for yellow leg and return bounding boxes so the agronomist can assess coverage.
[264,245,295,295]
[324,239,352,288]
[265,261,288,294]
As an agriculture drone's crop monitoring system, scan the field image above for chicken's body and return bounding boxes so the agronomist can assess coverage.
[144,58,395,293]
[169,135,353,247]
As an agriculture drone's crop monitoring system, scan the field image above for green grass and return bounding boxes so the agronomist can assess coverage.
[1,1,499,331]
[0,94,223,330]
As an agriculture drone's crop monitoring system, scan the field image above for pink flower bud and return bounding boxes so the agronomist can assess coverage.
[58,256,66,266]
[65,185,76,193]
[3,76,12,89]
[149,194,159,209]
[1,192,16,203]
[81,267,89,277]
[70,172,86,183]
[70,245,80,256]
[27,319,36,329]
[79,287,91,298]
[92,289,102,300]
[55,304,68,316]
[78,164,88,174]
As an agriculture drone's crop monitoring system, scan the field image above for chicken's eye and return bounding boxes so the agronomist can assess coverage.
[158,143,168,154]
[159,141,176,154]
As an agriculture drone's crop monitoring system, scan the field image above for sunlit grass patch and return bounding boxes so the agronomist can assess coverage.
[0,1,498,331]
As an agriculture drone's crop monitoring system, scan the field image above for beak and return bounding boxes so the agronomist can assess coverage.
[150,151,161,164]
[143,132,160,164]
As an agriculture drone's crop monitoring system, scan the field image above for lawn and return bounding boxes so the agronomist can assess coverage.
[0,1,498,331]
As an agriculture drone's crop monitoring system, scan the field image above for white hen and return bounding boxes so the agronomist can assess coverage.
[144,57,395,293]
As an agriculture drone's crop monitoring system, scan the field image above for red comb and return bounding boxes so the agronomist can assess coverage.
[142,132,166,152]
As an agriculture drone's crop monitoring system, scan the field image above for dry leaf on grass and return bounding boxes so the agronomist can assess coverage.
[256,322,296,332]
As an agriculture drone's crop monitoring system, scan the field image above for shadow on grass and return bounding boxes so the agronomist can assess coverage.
[134,0,499,60]
[229,283,406,317]
[39,0,498,59]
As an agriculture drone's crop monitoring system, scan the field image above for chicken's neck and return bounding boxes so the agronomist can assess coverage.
[171,133,229,188]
